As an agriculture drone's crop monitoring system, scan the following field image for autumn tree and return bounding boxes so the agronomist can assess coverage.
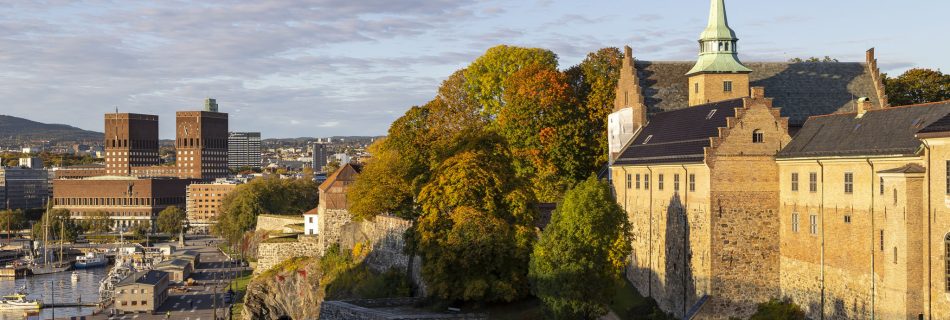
[465,45,558,116]
[347,138,417,220]
[415,138,537,302]
[885,68,950,106]
[529,176,632,319]
[565,47,623,166]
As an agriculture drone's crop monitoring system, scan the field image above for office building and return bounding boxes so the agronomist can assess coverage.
[311,142,328,172]
[0,167,50,210]
[186,181,239,232]
[228,132,262,169]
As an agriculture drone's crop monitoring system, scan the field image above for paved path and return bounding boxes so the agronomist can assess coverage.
[82,236,247,320]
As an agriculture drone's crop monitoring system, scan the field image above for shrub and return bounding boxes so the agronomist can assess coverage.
[750,298,806,320]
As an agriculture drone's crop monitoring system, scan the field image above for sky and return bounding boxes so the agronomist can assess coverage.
[0,0,946,139]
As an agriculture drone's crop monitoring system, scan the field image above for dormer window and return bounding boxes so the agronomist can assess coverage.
[642,135,653,144]
[752,130,764,143]
[706,109,717,120]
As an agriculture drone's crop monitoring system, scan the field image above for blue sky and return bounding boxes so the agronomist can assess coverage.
[0,0,945,138]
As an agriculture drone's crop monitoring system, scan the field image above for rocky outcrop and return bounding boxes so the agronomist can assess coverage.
[242,257,323,320]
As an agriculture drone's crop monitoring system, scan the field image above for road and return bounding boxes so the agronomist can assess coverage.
[83,236,247,320]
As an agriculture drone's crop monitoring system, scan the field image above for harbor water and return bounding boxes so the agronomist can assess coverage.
[0,267,108,320]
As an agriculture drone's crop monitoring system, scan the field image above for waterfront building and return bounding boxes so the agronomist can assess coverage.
[154,258,192,283]
[114,270,169,313]
[52,176,190,230]
[0,166,50,210]
[186,181,239,232]
[228,132,262,169]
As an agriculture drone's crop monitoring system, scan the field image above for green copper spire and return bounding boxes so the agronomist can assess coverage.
[686,0,752,76]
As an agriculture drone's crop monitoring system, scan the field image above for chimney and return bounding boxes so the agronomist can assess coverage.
[856,97,872,117]
[751,87,765,99]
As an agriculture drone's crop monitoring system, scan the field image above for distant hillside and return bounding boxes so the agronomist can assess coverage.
[0,115,102,143]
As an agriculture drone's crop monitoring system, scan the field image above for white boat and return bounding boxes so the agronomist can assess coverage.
[74,252,108,269]
[0,291,41,310]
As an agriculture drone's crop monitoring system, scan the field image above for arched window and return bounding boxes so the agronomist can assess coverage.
[945,233,950,291]
[752,130,764,143]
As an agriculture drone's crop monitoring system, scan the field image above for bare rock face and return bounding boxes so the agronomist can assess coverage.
[242,257,323,320]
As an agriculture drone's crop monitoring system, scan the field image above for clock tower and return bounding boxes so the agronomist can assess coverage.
[176,99,229,179]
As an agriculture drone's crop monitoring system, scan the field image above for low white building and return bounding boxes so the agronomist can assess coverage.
[303,207,319,236]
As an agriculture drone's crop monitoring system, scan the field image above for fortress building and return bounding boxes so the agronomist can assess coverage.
[609,0,950,319]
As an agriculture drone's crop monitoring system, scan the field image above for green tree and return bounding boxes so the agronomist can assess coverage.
[465,45,559,116]
[347,139,417,220]
[0,209,26,237]
[157,206,188,245]
[82,210,112,234]
[32,209,82,243]
[885,68,950,106]
[215,177,318,245]
[529,176,632,319]
[415,143,537,303]
[130,221,152,242]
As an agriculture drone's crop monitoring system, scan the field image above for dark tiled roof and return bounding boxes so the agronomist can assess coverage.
[878,163,926,174]
[116,270,168,287]
[777,102,950,158]
[917,102,950,133]
[155,258,191,269]
[635,61,879,125]
[614,98,743,165]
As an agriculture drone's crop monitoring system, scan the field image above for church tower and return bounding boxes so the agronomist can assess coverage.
[687,0,752,106]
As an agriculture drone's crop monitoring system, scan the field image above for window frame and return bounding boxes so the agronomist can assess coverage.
[752,129,764,143]
[809,172,818,193]
[689,174,696,192]
[644,174,650,190]
[636,174,641,189]
[791,173,799,192]
[809,214,818,235]
[626,174,632,189]
[791,212,799,233]
[658,174,664,190]
[844,172,854,194]
[674,174,680,191]
[724,80,733,92]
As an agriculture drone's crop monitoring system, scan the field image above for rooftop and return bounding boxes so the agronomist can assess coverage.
[116,270,168,287]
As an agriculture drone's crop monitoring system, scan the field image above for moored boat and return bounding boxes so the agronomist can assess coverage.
[0,288,41,310]
[74,252,108,269]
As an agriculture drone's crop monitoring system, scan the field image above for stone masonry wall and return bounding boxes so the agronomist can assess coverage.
[255,215,304,233]
[338,215,413,272]
[254,238,321,274]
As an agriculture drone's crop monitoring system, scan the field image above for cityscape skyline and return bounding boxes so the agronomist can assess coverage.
[0,0,946,138]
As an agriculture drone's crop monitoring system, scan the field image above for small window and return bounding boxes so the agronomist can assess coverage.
[752,129,764,143]
[880,230,884,251]
[946,160,950,194]
[880,177,884,195]
[694,82,699,93]
[809,214,818,235]
[626,174,632,189]
[844,215,851,224]
[944,233,950,291]
[893,247,898,264]
[706,109,717,120]
[636,174,641,189]
[844,172,854,194]
[674,174,680,191]
[791,173,799,192]
[642,135,653,144]
[894,189,898,205]
[658,174,664,190]
[791,212,799,233]
[809,173,818,192]
[644,174,650,190]
[724,80,733,92]
[724,42,730,51]
[689,174,696,192]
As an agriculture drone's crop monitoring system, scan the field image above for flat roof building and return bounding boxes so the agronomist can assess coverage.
[0,167,50,210]
[154,258,192,283]
[53,176,191,230]
[115,270,169,313]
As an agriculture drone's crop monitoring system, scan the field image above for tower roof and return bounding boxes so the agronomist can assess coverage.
[699,0,737,40]
[687,0,752,76]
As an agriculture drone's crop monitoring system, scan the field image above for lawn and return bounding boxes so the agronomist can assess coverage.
[229,270,253,318]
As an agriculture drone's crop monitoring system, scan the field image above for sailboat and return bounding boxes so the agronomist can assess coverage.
[29,200,71,275]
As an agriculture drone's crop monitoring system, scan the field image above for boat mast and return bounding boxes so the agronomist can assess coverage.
[43,199,49,267]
